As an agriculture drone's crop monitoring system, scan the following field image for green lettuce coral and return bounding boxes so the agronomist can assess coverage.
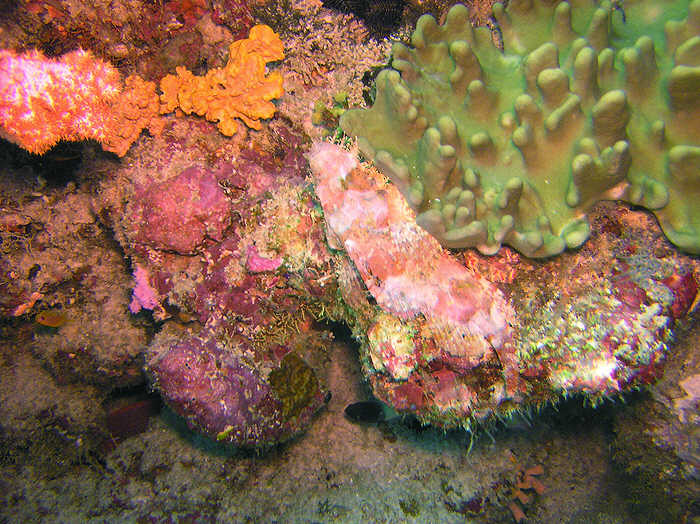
[340,0,700,257]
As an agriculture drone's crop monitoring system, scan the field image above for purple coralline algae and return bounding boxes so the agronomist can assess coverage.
[127,166,233,255]
[148,328,326,446]
[107,123,337,447]
[129,265,161,314]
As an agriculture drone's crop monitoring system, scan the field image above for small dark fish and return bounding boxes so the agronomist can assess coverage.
[344,400,387,424]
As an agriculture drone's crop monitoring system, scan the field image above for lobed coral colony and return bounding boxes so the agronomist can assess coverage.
[340,0,700,257]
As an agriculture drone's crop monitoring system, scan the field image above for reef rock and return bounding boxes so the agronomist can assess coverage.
[103,122,338,447]
[148,325,329,447]
[309,142,698,429]
[126,165,233,255]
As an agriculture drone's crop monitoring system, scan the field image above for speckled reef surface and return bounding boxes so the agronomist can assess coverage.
[0,0,699,522]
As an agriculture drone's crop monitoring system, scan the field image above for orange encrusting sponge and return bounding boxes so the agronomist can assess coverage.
[159,24,284,136]
[0,25,283,156]
[0,48,163,156]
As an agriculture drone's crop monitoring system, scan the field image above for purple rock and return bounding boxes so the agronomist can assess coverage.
[130,166,232,254]
[149,329,328,447]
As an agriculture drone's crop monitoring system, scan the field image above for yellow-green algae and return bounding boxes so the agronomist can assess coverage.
[269,352,320,421]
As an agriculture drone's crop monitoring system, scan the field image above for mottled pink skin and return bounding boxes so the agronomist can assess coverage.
[391,380,427,412]
[309,142,512,343]
[309,143,699,428]
[310,143,519,421]
[130,166,232,254]
[613,278,648,310]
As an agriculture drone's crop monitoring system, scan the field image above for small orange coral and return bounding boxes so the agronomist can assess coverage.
[159,24,284,136]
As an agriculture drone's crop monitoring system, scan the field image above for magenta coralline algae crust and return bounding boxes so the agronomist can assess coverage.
[128,166,233,255]
[129,265,161,314]
[149,331,326,446]
[114,125,335,447]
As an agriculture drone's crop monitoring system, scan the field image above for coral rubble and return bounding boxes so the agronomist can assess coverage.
[259,0,391,139]
[340,0,700,256]
[320,0,407,37]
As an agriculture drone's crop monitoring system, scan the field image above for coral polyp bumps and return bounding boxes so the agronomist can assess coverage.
[340,0,700,257]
